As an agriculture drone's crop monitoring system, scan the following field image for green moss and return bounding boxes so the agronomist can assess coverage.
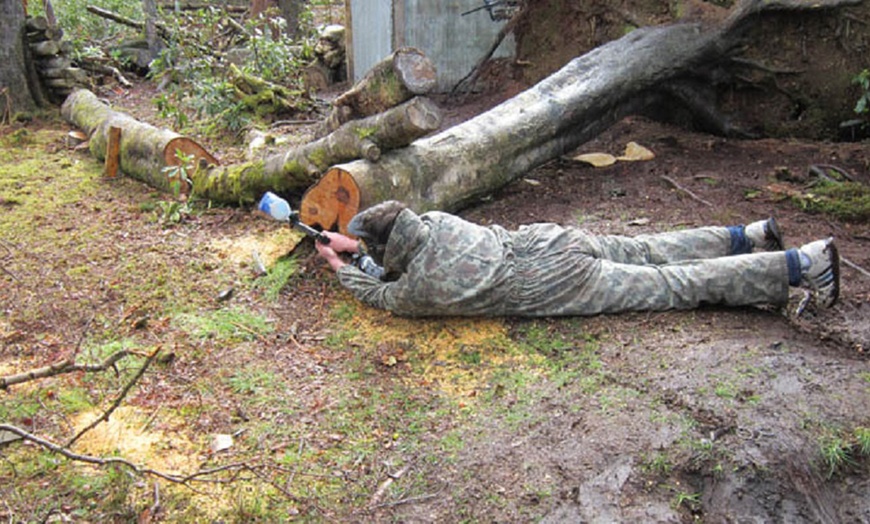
[791,180,870,222]
[354,126,376,140]
[307,146,329,168]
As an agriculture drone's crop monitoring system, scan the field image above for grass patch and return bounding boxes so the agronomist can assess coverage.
[226,366,281,396]
[855,427,870,456]
[254,256,300,300]
[642,451,673,476]
[175,306,273,342]
[819,435,855,478]
[791,180,870,222]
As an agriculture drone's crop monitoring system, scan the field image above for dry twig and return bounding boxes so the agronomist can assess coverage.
[369,464,410,508]
[0,349,139,390]
[0,316,100,390]
[0,422,258,484]
[842,256,870,280]
[660,175,713,207]
[66,347,162,447]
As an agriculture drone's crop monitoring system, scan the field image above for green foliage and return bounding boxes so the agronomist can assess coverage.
[157,150,201,226]
[227,367,280,395]
[146,6,318,137]
[154,93,189,130]
[819,435,855,478]
[671,489,701,511]
[855,427,870,456]
[254,256,300,300]
[162,150,196,197]
[852,69,870,115]
[642,452,673,476]
[156,200,193,225]
[28,0,143,55]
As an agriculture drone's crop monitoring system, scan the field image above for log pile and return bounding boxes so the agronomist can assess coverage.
[61,47,442,223]
[304,24,348,92]
[26,16,90,104]
[193,48,441,213]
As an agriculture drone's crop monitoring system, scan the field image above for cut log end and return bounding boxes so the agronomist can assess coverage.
[406,96,443,130]
[393,47,437,95]
[163,137,220,168]
[300,167,361,235]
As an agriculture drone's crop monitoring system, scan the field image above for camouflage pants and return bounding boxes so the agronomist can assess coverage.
[509,225,790,316]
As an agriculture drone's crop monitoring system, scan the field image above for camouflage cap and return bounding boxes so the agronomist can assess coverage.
[347,200,408,265]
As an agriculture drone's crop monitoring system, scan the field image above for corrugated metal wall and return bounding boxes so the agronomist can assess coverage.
[348,0,515,92]
[348,0,393,85]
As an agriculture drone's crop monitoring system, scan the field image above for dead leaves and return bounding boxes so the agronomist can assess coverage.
[572,141,655,167]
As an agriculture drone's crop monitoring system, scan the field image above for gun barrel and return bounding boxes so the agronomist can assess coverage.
[293,221,330,244]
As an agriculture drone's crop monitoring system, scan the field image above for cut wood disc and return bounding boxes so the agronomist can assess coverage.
[300,167,361,235]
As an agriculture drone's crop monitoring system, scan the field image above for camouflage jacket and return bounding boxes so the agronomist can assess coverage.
[336,208,601,317]
[335,209,790,317]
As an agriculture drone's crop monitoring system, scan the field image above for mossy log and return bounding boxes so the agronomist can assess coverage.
[228,63,309,117]
[61,89,218,193]
[318,47,436,136]
[193,96,442,204]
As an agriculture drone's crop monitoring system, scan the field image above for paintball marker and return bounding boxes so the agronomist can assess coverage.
[258,192,386,279]
[461,0,520,21]
[258,192,330,244]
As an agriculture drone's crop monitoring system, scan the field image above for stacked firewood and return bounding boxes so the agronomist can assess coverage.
[25,16,90,104]
[304,24,347,91]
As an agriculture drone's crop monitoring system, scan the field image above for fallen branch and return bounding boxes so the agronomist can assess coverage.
[78,60,133,88]
[85,5,170,39]
[194,96,441,204]
[62,89,219,194]
[0,423,251,484]
[67,346,162,447]
[451,5,523,97]
[842,256,870,280]
[0,349,138,390]
[371,484,446,509]
[660,175,713,207]
[369,464,410,508]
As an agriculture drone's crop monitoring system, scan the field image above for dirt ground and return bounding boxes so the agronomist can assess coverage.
[2,2,870,522]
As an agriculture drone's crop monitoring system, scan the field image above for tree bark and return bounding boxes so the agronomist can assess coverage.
[276,0,302,39]
[0,0,42,115]
[142,0,162,61]
[302,0,862,220]
[61,89,218,193]
[193,96,442,203]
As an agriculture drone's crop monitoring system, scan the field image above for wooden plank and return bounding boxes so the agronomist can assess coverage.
[104,126,121,178]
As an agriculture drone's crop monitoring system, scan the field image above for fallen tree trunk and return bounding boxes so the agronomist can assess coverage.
[300,0,861,229]
[228,63,311,117]
[192,96,443,203]
[318,47,437,137]
[61,89,218,193]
